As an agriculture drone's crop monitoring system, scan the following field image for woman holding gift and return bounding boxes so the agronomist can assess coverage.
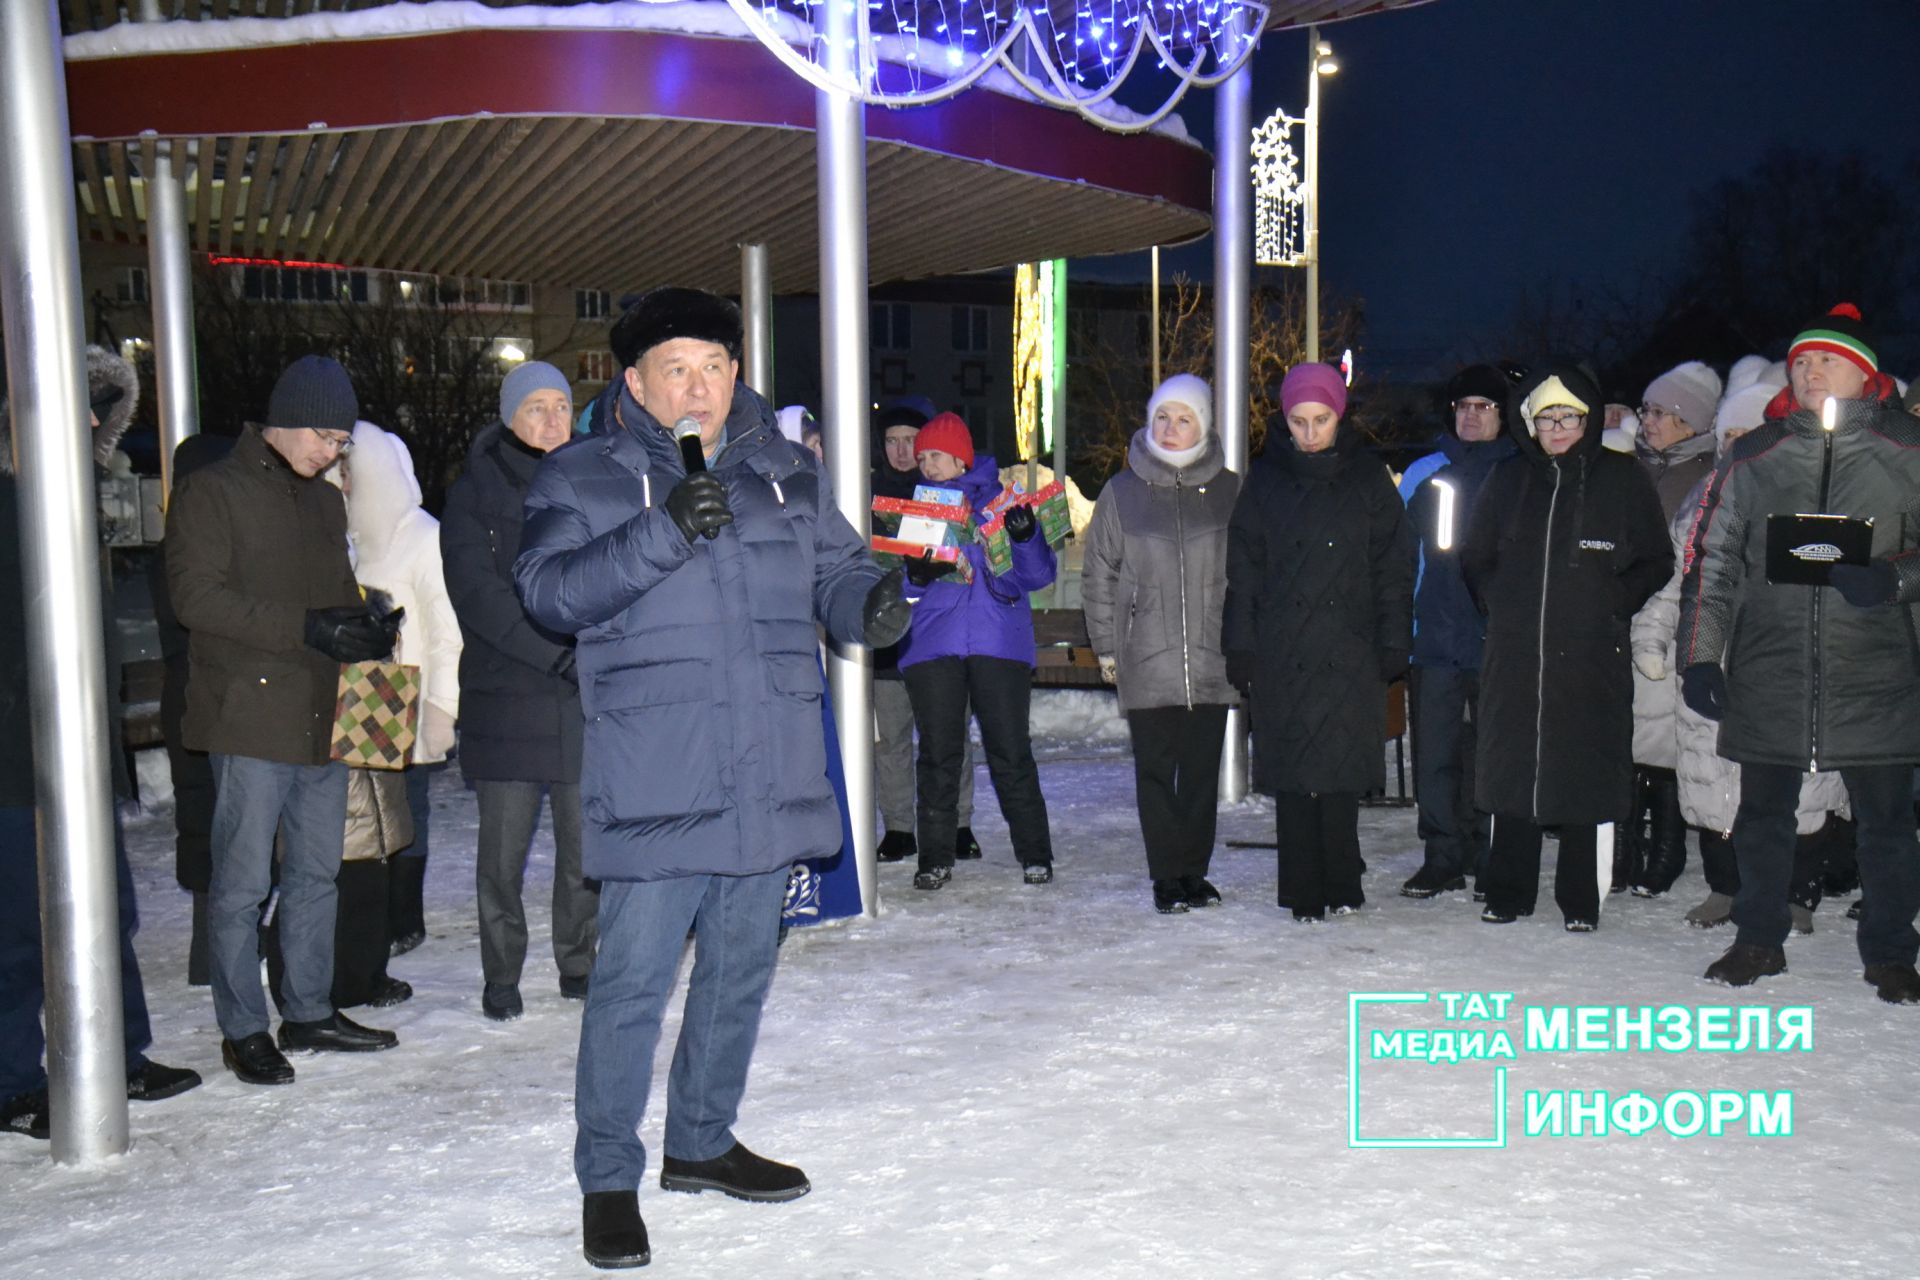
[896,413,1058,891]
[1224,363,1415,922]
[1083,373,1242,915]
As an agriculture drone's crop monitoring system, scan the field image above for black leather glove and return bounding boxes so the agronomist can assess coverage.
[905,549,958,588]
[305,605,398,664]
[1226,649,1257,698]
[1681,662,1727,722]
[1378,649,1410,683]
[1004,502,1038,544]
[1830,561,1897,608]
[665,471,733,544]
[863,569,912,649]
[551,647,578,685]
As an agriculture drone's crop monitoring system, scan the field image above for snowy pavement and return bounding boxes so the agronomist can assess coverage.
[5,708,1919,1279]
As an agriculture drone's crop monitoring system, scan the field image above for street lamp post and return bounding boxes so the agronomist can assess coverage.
[1305,27,1337,361]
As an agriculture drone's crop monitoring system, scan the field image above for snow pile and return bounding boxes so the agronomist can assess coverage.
[4,750,1915,1279]
[1028,687,1129,755]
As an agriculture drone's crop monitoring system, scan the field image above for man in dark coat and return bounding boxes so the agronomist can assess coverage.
[514,288,912,1269]
[441,360,597,1023]
[1679,304,1920,1000]
[1396,363,1517,899]
[165,355,403,1086]
[1,348,202,1140]
[1223,362,1414,921]
[1461,361,1672,931]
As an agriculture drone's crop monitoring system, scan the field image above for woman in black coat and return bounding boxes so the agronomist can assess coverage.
[1224,363,1415,921]
[441,362,597,1020]
[1460,362,1673,931]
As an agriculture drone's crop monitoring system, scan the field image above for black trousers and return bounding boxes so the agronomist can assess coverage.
[1127,704,1229,881]
[1699,821,1831,906]
[1735,763,1918,963]
[1274,792,1363,918]
[1484,815,1606,924]
[1409,665,1487,879]
[902,656,1053,871]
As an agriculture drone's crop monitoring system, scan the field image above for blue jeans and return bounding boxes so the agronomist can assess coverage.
[208,754,347,1039]
[574,867,788,1192]
[0,806,152,1098]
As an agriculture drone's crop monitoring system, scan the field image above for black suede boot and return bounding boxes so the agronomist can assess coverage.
[583,1190,650,1269]
[387,856,427,956]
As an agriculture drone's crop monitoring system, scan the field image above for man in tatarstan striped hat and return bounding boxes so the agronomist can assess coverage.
[1678,303,1920,1002]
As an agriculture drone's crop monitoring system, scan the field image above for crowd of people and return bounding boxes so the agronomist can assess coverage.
[4,287,1920,1270]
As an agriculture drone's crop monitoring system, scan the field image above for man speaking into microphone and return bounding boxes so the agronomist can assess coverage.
[516,287,911,1269]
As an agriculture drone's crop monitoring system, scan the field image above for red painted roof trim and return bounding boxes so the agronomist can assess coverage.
[64,27,1212,214]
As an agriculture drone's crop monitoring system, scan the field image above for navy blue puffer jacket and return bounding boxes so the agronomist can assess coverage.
[515,384,883,882]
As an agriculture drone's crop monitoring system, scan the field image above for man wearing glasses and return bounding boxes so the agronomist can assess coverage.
[1397,364,1516,900]
[166,355,403,1085]
[1461,362,1672,932]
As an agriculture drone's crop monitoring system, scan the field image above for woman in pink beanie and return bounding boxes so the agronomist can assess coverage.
[1223,363,1414,921]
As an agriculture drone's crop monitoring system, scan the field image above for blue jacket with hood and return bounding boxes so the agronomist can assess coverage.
[515,382,883,882]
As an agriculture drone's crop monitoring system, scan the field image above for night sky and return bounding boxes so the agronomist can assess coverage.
[1086,0,1920,382]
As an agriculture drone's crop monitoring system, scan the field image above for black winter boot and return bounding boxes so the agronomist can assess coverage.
[1631,770,1686,897]
[388,855,427,956]
[1704,942,1786,987]
[582,1190,650,1269]
[1614,769,1651,893]
[876,830,916,863]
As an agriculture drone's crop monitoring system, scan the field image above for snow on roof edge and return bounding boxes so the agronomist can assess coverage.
[64,0,1197,147]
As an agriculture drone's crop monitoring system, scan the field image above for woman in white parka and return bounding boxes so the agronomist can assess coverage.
[1631,357,1848,930]
[345,421,463,951]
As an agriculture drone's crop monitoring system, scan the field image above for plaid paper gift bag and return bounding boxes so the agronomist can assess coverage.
[330,661,421,770]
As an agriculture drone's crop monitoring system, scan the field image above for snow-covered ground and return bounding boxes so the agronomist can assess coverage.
[5,694,1919,1279]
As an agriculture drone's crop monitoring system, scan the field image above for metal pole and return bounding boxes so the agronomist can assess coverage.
[1149,245,1161,389]
[1214,14,1253,804]
[816,0,878,916]
[1305,25,1321,364]
[0,0,130,1163]
[146,139,200,495]
[1050,259,1067,489]
[740,241,773,398]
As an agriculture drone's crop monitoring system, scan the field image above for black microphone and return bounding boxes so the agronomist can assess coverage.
[672,416,706,474]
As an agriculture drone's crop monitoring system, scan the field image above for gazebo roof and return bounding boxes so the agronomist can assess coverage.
[60,1,1435,291]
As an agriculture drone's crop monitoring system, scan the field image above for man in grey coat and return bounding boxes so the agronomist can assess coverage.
[515,288,912,1269]
[1680,304,1920,1001]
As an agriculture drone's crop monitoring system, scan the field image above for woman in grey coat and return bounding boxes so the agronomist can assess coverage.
[1084,373,1241,914]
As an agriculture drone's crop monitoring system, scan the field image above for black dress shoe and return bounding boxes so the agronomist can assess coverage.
[954,827,984,860]
[223,1032,296,1085]
[365,977,413,1008]
[660,1141,810,1203]
[126,1059,204,1101]
[582,1190,650,1269]
[1181,875,1222,908]
[560,972,590,1000]
[1153,879,1191,914]
[483,982,524,1021]
[277,1012,398,1054]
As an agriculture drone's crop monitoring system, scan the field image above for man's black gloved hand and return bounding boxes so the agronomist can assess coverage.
[1226,649,1258,698]
[905,550,958,588]
[665,471,733,544]
[863,568,913,649]
[1004,502,1038,544]
[305,605,397,663]
[1830,561,1897,608]
[551,648,579,685]
[1378,648,1411,683]
[1681,662,1727,722]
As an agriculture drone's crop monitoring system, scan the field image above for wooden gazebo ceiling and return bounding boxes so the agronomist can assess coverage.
[64,26,1216,292]
[71,120,1210,293]
[57,0,1436,37]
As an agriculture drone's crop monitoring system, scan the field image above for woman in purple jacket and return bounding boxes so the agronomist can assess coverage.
[897,414,1057,891]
